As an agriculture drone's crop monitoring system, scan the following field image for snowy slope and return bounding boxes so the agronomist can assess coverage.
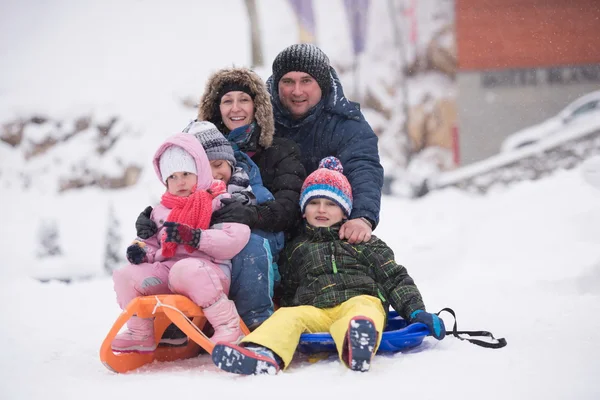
[1,167,599,400]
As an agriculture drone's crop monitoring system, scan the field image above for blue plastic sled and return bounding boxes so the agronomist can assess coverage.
[297,311,430,354]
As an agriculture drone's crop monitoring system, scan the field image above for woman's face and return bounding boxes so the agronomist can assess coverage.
[219,91,255,131]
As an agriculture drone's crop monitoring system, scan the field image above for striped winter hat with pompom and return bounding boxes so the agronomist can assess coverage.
[299,156,352,217]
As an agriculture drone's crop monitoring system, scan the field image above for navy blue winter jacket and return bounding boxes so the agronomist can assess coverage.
[267,68,384,228]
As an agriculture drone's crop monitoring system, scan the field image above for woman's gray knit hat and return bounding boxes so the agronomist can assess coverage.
[184,121,236,166]
[272,43,331,94]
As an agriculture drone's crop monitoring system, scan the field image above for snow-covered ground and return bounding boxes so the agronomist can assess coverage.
[1,1,599,399]
[1,167,599,399]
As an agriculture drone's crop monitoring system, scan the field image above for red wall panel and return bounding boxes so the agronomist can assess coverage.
[456,0,600,70]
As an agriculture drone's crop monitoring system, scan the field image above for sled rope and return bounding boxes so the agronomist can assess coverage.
[437,307,507,349]
[152,296,211,341]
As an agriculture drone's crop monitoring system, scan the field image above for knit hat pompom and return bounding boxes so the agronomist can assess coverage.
[299,156,352,217]
[318,156,343,174]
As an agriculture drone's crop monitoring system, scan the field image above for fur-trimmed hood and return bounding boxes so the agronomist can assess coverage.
[198,67,274,149]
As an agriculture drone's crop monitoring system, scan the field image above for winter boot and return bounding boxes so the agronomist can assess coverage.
[344,316,378,372]
[111,316,156,353]
[212,342,281,375]
[159,323,188,347]
[203,295,245,344]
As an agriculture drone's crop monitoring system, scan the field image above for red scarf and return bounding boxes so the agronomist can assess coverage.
[160,181,226,257]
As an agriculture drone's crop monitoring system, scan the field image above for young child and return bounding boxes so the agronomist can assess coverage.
[186,121,285,321]
[111,133,250,353]
[210,157,446,374]
[185,121,271,207]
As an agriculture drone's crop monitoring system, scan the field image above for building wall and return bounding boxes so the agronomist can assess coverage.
[455,0,600,164]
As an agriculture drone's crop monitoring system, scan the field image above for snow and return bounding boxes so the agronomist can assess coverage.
[1,1,599,399]
[2,167,599,399]
[500,90,600,153]
[434,119,600,189]
[582,155,600,189]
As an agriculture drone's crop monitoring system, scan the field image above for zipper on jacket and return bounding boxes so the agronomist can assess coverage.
[330,243,338,273]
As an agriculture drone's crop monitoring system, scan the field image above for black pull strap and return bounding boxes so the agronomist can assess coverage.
[437,307,507,349]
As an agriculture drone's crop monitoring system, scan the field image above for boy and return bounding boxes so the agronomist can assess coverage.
[211,156,445,374]
[186,121,272,208]
[187,121,284,315]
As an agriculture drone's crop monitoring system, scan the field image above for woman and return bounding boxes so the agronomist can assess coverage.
[137,67,306,331]
[199,67,305,235]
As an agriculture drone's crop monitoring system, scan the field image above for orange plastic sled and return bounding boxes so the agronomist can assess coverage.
[100,295,250,373]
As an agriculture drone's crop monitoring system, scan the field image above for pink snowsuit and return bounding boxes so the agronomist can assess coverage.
[112,133,250,351]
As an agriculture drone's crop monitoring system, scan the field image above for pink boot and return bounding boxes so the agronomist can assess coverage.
[111,316,156,353]
[203,295,245,344]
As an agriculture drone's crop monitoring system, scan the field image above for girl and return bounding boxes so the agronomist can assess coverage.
[111,133,250,353]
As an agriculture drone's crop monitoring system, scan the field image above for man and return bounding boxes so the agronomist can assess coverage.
[266,43,384,244]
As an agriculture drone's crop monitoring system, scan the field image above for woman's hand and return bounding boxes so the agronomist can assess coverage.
[210,198,258,227]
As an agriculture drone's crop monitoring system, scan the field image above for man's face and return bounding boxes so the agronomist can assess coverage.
[278,71,322,120]
[303,198,344,227]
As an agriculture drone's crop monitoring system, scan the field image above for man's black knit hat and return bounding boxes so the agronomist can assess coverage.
[272,44,331,94]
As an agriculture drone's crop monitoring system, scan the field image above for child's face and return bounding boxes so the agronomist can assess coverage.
[303,198,344,227]
[210,160,232,184]
[166,171,198,197]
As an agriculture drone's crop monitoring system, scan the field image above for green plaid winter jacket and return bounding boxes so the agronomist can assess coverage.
[279,223,426,320]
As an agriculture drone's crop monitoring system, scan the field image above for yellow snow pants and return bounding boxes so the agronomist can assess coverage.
[240,295,386,369]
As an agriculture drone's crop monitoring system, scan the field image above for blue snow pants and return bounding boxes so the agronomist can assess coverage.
[229,230,284,330]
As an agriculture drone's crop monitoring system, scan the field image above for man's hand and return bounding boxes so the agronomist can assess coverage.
[339,218,372,244]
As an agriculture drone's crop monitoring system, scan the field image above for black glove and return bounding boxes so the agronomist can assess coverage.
[410,310,446,340]
[210,198,258,227]
[126,242,147,265]
[163,221,202,248]
[135,206,157,239]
